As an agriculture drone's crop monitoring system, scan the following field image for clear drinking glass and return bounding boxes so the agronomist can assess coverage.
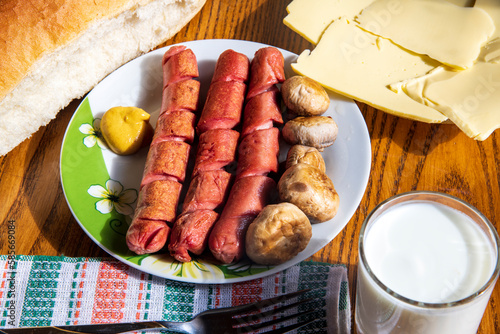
[355,191,500,334]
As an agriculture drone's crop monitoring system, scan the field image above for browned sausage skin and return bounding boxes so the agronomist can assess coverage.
[168,49,250,262]
[126,46,200,255]
[208,175,277,263]
[208,47,285,264]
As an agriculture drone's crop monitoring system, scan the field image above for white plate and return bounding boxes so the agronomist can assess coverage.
[60,39,371,284]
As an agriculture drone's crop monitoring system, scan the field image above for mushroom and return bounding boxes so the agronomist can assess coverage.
[286,145,326,173]
[281,76,330,116]
[278,163,339,223]
[281,116,338,151]
[245,203,312,265]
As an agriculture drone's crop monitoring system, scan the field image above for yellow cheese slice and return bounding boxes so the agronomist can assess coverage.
[283,0,474,46]
[283,0,375,45]
[355,0,495,69]
[393,63,500,140]
[476,0,500,40]
[446,0,475,6]
[476,0,500,63]
[479,39,500,64]
[389,67,456,107]
[291,18,447,123]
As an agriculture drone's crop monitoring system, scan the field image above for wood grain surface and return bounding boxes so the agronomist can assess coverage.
[1,0,499,332]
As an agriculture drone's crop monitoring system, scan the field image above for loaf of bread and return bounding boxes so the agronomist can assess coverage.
[0,0,207,156]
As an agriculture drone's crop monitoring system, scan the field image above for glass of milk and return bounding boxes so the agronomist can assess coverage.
[355,191,500,334]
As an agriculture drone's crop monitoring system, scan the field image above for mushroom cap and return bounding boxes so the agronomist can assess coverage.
[286,145,326,173]
[281,116,338,151]
[245,203,312,265]
[281,76,330,116]
[278,163,339,223]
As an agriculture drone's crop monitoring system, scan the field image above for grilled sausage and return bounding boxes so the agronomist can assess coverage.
[208,47,285,263]
[126,46,200,254]
[168,49,249,262]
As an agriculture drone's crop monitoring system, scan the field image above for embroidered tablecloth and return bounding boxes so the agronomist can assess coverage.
[0,256,350,333]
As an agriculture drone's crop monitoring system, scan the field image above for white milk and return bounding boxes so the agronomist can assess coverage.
[356,200,498,334]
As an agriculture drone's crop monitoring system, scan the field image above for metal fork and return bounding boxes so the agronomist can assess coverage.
[0,289,320,334]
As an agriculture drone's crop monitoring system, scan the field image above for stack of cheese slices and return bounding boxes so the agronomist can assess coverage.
[0,0,207,156]
[284,0,500,140]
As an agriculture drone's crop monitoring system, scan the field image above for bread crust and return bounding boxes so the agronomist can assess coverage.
[0,0,150,99]
[0,0,206,155]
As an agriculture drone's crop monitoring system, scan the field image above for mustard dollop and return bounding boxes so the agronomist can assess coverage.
[101,106,153,155]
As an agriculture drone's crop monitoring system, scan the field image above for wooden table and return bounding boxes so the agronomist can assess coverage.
[1,0,499,332]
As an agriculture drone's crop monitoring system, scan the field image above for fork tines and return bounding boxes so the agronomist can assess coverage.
[229,289,322,333]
